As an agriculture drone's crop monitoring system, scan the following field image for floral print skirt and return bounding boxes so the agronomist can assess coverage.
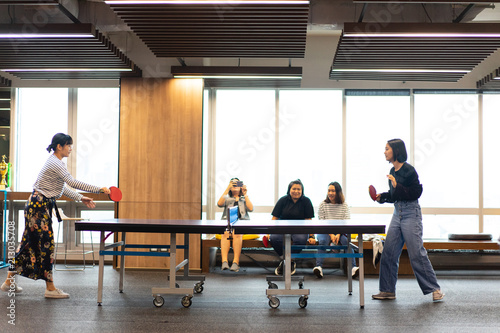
[11,192,56,282]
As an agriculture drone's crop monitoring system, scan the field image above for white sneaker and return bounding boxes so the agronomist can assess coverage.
[1,281,23,293]
[45,288,69,299]
[352,267,359,279]
[313,266,323,278]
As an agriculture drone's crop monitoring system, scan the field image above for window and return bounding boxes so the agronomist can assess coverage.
[80,209,115,244]
[214,90,276,207]
[346,94,411,207]
[279,90,343,206]
[423,215,478,238]
[482,94,500,209]
[201,88,497,239]
[76,88,119,186]
[15,87,118,246]
[414,93,478,208]
[16,88,68,191]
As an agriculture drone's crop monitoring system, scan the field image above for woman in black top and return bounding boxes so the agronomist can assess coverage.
[372,139,444,302]
[269,179,314,275]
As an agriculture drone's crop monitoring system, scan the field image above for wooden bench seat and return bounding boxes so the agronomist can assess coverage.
[353,239,499,275]
[353,239,499,251]
[202,237,500,274]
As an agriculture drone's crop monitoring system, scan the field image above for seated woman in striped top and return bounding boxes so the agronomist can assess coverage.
[1,133,110,299]
[313,181,358,279]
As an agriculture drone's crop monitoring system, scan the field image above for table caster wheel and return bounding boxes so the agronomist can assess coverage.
[268,296,280,309]
[181,295,192,308]
[153,295,164,308]
[268,282,278,289]
[298,296,308,308]
[194,282,204,293]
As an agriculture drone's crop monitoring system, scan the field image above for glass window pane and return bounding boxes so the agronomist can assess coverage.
[483,94,500,208]
[414,94,478,208]
[351,214,392,234]
[80,210,115,244]
[279,90,343,207]
[483,215,500,238]
[202,89,209,207]
[423,215,478,238]
[17,210,24,243]
[346,96,411,207]
[76,88,119,186]
[16,88,68,191]
[214,90,276,207]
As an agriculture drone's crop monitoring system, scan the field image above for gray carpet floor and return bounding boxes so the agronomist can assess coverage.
[1,265,499,333]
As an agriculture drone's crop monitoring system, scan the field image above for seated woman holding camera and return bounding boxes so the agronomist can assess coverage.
[217,178,253,272]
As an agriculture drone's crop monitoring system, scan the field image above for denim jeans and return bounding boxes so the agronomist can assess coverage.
[379,200,440,295]
[316,234,357,268]
[270,234,308,257]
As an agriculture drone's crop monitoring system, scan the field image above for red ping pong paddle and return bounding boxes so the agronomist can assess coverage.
[262,235,270,248]
[109,186,122,202]
[368,185,377,201]
[102,186,122,202]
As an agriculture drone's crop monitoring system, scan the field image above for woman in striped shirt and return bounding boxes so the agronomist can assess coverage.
[314,182,358,279]
[1,133,110,299]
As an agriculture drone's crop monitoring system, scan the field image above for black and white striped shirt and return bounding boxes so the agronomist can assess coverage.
[33,154,100,201]
[318,202,350,220]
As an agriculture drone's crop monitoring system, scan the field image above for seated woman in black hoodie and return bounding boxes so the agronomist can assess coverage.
[269,179,314,275]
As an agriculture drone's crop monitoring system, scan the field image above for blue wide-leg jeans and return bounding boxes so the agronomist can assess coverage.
[379,200,440,295]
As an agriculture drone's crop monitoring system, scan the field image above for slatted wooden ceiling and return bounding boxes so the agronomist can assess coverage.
[107,0,309,58]
[0,76,11,87]
[0,24,142,80]
[477,68,500,89]
[331,22,500,82]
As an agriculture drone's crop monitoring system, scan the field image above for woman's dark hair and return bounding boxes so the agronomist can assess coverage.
[387,138,407,163]
[287,179,304,196]
[47,133,73,153]
[228,177,240,197]
[324,181,345,204]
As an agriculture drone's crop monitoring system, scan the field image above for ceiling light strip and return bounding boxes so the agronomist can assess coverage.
[106,1,309,4]
[343,33,500,38]
[331,68,470,73]
[174,75,301,79]
[0,34,94,39]
[2,68,133,72]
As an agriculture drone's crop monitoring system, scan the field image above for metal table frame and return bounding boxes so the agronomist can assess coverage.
[76,218,384,309]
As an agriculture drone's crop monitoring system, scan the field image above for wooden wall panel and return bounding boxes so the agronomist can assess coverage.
[118,78,203,269]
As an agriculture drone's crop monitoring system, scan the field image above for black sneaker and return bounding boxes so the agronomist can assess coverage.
[275,261,284,275]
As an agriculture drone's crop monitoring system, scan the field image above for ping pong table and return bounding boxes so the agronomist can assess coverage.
[75,218,385,309]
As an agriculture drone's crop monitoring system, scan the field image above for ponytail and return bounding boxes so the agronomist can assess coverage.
[47,133,73,153]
